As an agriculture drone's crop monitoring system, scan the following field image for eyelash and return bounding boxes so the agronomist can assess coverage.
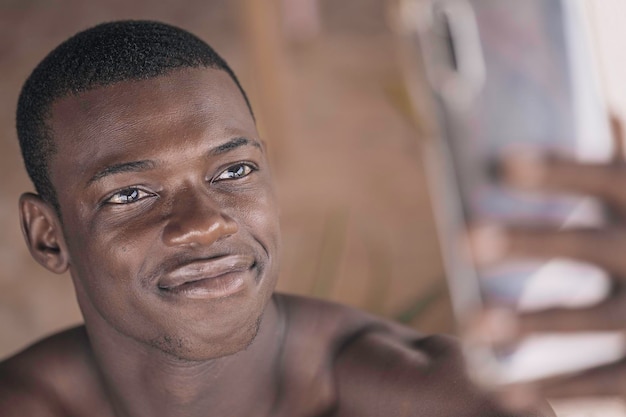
[211,162,257,183]
[104,187,155,205]
[103,162,258,205]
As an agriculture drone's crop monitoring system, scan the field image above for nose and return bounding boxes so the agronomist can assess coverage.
[162,188,238,247]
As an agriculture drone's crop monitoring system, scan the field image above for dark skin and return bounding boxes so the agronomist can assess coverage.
[0,67,547,416]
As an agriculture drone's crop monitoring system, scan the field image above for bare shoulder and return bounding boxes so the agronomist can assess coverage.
[277,293,419,341]
[331,329,507,417]
[0,326,99,416]
[277,294,549,417]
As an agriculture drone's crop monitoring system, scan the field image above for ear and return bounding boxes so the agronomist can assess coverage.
[19,193,69,274]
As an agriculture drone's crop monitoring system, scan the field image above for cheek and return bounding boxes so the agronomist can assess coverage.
[63,210,152,300]
[66,231,135,295]
[65,220,161,338]
[239,189,281,250]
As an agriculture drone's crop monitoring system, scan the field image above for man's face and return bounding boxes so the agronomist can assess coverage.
[47,68,280,360]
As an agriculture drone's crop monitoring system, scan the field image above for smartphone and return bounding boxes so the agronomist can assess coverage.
[396,0,626,386]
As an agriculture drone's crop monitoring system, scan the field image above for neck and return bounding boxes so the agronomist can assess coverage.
[83,297,286,417]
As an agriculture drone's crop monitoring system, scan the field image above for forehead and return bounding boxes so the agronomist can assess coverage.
[47,68,256,180]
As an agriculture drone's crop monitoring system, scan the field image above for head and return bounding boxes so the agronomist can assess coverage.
[17,20,253,214]
[16,21,280,361]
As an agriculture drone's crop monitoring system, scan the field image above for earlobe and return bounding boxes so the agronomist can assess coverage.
[19,193,69,274]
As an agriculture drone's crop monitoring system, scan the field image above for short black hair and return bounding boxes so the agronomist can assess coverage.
[16,20,252,213]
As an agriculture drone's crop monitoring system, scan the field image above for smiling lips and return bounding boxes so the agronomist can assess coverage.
[158,254,255,299]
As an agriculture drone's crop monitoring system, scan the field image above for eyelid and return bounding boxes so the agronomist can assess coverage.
[101,186,156,205]
[211,161,258,183]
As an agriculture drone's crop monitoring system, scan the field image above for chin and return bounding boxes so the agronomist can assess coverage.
[150,308,264,362]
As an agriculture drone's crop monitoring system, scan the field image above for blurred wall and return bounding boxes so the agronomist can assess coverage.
[0,0,452,359]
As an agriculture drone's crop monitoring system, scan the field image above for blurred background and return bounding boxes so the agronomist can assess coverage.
[0,0,625,396]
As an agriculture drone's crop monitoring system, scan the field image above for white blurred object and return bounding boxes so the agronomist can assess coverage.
[586,0,626,131]
[517,258,609,312]
[550,397,626,417]
[499,333,625,384]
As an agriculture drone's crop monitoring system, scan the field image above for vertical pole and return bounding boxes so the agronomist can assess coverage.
[238,0,291,169]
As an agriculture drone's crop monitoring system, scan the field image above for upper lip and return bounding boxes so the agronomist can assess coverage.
[157,254,255,290]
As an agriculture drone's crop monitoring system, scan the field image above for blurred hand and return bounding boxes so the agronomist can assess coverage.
[469,116,626,401]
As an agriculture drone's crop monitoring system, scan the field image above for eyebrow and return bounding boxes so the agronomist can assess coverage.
[86,137,260,185]
[87,160,156,185]
[210,137,261,155]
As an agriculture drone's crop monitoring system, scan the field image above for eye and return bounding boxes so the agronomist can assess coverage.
[105,187,154,204]
[213,163,256,182]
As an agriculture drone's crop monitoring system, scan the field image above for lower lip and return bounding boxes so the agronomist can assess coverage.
[159,272,248,300]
